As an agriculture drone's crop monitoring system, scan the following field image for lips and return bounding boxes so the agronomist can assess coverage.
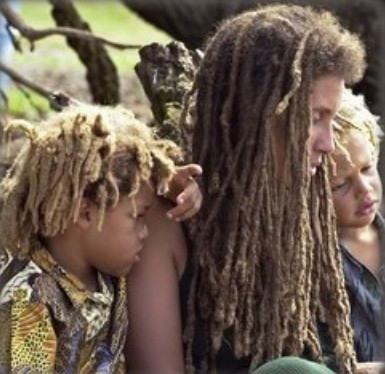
[355,200,377,216]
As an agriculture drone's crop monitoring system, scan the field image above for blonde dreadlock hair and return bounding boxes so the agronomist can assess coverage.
[184,5,366,374]
[0,105,182,257]
[332,88,383,167]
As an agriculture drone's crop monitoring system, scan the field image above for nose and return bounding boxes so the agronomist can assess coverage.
[355,175,371,197]
[315,121,335,154]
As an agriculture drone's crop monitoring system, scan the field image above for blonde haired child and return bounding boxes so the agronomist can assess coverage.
[331,89,384,367]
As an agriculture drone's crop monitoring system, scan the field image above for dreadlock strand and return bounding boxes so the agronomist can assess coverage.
[1,105,181,262]
[184,5,365,373]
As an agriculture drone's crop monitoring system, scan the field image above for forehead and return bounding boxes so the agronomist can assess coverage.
[333,131,375,172]
[311,75,344,113]
[118,184,154,211]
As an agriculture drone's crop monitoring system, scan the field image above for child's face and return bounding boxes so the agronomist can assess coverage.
[331,131,382,229]
[83,185,153,277]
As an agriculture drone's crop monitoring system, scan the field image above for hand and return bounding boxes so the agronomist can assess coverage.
[356,362,384,374]
[166,164,202,221]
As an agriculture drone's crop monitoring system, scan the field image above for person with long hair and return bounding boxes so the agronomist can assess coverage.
[125,5,366,374]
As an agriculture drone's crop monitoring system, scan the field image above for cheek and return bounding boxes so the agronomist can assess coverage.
[373,175,383,197]
[307,126,320,153]
[116,221,142,248]
[333,193,354,220]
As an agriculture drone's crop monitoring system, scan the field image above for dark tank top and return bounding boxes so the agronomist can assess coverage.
[179,251,251,373]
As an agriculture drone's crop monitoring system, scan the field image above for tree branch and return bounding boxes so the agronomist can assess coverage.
[48,0,120,104]
[0,1,141,51]
[0,60,78,110]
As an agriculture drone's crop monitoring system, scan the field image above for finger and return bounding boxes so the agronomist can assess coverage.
[178,198,202,221]
[167,185,198,219]
[174,164,202,182]
[167,202,190,221]
[168,187,202,221]
[176,191,186,205]
[179,191,202,221]
[185,164,202,176]
[175,179,198,205]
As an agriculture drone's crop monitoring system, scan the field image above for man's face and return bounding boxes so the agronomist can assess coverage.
[309,74,344,176]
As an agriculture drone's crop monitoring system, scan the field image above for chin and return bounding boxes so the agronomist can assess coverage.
[103,265,132,278]
[350,214,376,228]
[120,262,137,277]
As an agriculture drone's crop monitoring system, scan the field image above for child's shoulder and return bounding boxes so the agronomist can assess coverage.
[0,251,43,305]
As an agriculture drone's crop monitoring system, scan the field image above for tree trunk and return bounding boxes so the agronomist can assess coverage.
[49,0,120,105]
[135,41,201,158]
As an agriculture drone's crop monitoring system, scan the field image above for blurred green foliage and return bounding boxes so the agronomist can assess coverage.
[6,0,171,117]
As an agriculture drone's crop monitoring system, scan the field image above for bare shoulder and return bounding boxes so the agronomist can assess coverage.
[141,196,188,277]
[125,196,187,372]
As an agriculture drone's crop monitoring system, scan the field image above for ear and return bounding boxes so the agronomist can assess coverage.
[76,199,97,230]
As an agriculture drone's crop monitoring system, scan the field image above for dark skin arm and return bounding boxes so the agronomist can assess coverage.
[125,197,187,374]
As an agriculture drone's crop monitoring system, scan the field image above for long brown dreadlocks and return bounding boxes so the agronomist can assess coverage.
[184,5,366,374]
[0,105,182,257]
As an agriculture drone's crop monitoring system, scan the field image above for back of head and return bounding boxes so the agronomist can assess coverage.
[0,105,181,257]
[186,5,365,374]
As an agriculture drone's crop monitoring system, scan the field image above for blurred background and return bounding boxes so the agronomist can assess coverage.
[0,0,171,120]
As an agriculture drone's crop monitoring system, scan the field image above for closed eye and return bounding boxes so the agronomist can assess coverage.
[332,180,348,192]
[131,213,144,220]
[361,164,374,173]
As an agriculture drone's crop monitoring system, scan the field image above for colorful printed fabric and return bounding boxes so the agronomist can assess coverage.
[0,247,128,374]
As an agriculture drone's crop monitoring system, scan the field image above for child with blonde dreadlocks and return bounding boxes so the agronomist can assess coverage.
[330,89,384,368]
[0,104,191,374]
[125,4,367,374]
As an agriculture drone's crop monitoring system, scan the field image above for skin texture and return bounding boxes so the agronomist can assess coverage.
[125,197,187,374]
[167,164,203,221]
[332,131,382,277]
[332,132,382,230]
[309,74,344,175]
[124,74,346,373]
[45,185,153,291]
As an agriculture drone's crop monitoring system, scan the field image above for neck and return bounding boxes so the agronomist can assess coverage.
[338,223,380,277]
[338,224,376,244]
[44,234,98,292]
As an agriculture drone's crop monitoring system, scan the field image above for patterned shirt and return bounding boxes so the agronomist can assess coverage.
[341,213,385,362]
[0,247,128,374]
